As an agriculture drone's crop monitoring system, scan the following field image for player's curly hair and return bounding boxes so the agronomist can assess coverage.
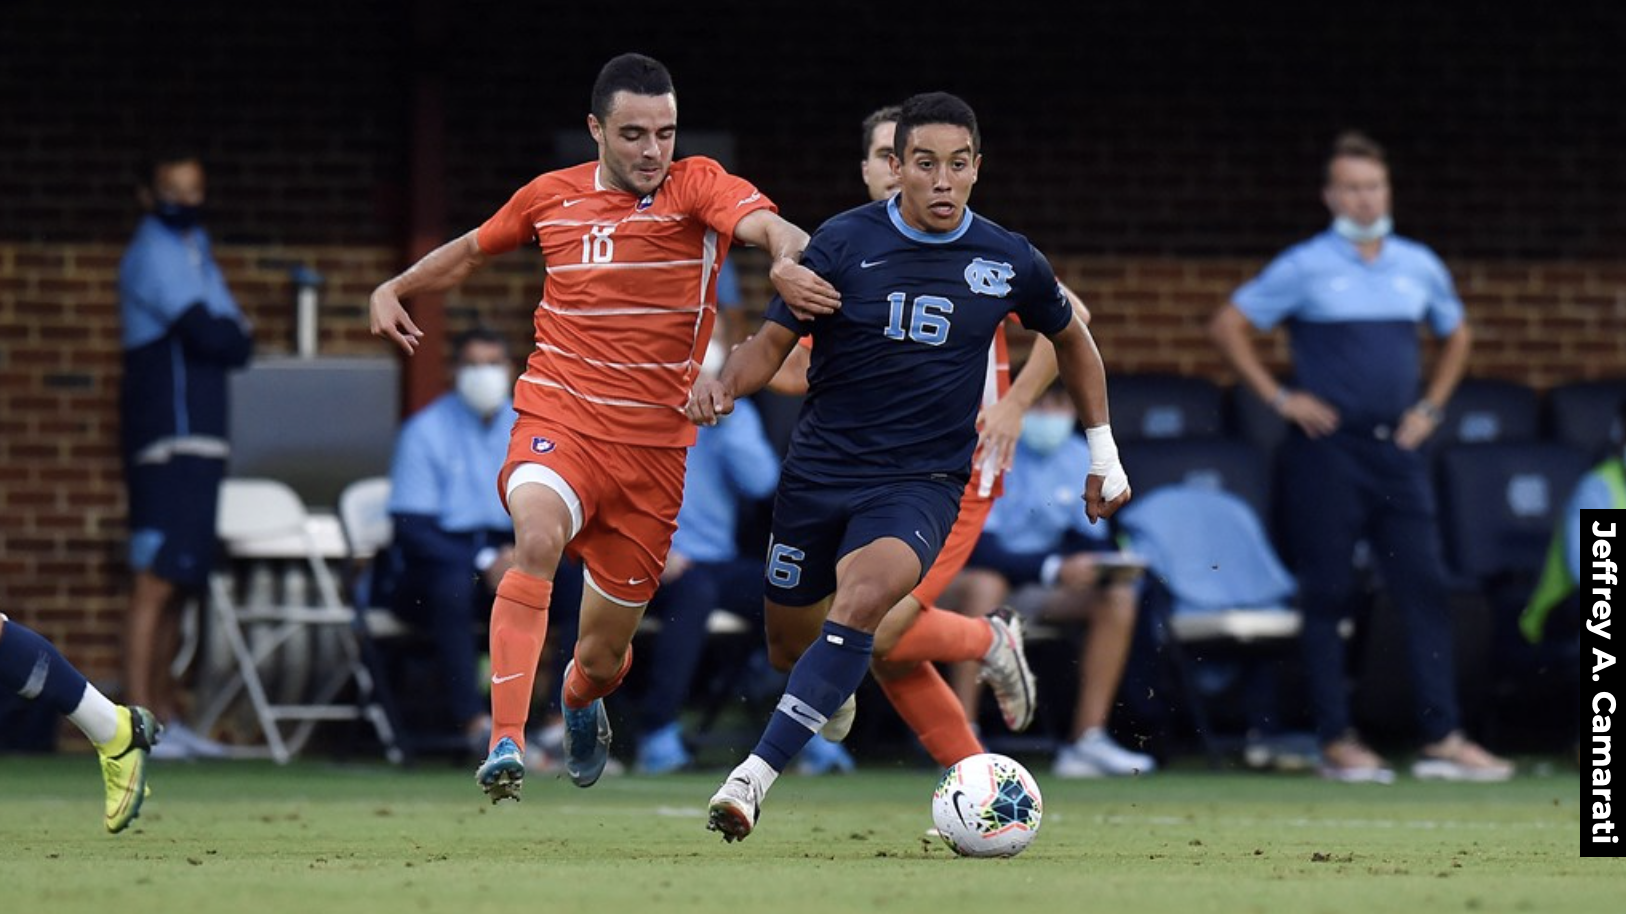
[592,53,675,122]
[894,92,981,160]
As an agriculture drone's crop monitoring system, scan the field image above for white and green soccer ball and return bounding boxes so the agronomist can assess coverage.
[931,752,1044,858]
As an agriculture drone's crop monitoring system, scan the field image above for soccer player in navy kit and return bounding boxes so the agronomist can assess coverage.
[687,92,1131,841]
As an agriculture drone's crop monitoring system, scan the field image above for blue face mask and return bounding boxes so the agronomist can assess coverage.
[1332,214,1392,243]
[1020,413,1075,455]
[154,201,203,231]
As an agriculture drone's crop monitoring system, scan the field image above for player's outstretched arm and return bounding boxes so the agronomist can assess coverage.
[370,229,490,355]
[981,287,1087,472]
[733,210,840,320]
[1048,319,1130,522]
[687,322,799,426]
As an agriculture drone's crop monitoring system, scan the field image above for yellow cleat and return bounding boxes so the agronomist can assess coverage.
[97,706,162,834]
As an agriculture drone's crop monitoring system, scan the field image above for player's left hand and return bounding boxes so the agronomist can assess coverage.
[974,395,1026,476]
[1393,403,1439,451]
[686,377,734,426]
[771,260,841,321]
[1083,473,1132,523]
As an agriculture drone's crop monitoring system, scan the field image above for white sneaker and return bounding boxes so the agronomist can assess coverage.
[707,768,764,843]
[1057,729,1157,777]
[820,694,857,742]
[979,608,1037,732]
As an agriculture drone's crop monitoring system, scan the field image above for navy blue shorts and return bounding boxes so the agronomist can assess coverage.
[126,456,226,588]
[763,470,964,607]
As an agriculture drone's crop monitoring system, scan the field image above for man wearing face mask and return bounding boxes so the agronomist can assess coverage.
[1209,131,1511,783]
[384,327,522,752]
[956,383,1155,777]
[119,149,253,760]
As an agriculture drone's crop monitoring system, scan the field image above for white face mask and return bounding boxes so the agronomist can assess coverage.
[1332,214,1393,243]
[456,364,511,417]
[1020,413,1075,455]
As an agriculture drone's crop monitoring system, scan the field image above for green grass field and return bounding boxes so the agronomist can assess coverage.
[0,754,1616,914]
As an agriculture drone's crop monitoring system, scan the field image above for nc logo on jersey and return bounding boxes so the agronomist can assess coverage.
[964,258,1016,298]
[531,436,556,454]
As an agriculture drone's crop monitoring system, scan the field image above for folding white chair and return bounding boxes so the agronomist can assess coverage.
[197,477,402,763]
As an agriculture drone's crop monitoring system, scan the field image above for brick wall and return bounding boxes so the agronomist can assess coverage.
[5,242,1622,675]
[3,2,1623,682]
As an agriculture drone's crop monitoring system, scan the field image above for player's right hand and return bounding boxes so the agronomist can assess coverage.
[1279,390,1339,439]
[686,377,735,426]
[370,286,424,355]
[771,260,841,321]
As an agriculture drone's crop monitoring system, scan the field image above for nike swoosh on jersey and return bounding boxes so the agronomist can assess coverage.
[490,672,527,684]
[860,259,886,268]
[627,576,649,586]
[561,198,584,207]
[736,191,762,207]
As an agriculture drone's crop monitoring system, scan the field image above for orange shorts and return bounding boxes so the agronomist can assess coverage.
[910,481,993,608]
[500,415,685,606]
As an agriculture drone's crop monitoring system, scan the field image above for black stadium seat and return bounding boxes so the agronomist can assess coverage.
[1120,437,1274,527]
[1544,378,1626,460]
[1107,373,1227,442]
[1435,440,1590,583]
[1434,377,1542,448]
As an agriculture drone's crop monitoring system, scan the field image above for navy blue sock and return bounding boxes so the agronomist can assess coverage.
[0,621,88,716]
[753,621,874,771]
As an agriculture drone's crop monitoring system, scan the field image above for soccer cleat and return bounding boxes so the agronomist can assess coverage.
[820,693,857,742]
[98,705,162,834]
[476,736,526,803]
[706,772,763,843]
[980,608,1037,732]
[561,673,613,788]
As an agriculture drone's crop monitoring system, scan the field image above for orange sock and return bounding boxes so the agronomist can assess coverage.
[884,606,994,665]
[562,644,633,709]
[488,569,552,750]
[879,663,983,768]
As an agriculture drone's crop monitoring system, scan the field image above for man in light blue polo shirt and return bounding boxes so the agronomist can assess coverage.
[119,150,252,760]
[1209,131,1510,783]
[386,327,523,751]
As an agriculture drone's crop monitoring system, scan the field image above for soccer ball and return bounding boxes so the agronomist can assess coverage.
[931,752,1044,858]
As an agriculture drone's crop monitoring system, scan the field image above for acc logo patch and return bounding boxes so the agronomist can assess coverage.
[531,436,557,454]
[636,193,655,211]
[964,258,1015,298]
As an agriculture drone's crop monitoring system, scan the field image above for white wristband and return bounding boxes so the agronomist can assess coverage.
[1084,424,1130,502]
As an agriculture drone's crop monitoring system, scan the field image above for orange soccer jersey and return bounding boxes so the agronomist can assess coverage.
[477,156,776,448]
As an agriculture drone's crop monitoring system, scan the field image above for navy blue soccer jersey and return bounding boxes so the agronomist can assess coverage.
[765,197,1072,484]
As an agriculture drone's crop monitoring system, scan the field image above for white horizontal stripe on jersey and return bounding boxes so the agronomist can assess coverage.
[519,373,684,413]
[533,213,689,232]
[534,342,693,372]
[538,299,707,318]
[546,258,707,274]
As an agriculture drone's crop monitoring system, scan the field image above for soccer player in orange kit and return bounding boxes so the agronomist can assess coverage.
[370,52,836,802]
